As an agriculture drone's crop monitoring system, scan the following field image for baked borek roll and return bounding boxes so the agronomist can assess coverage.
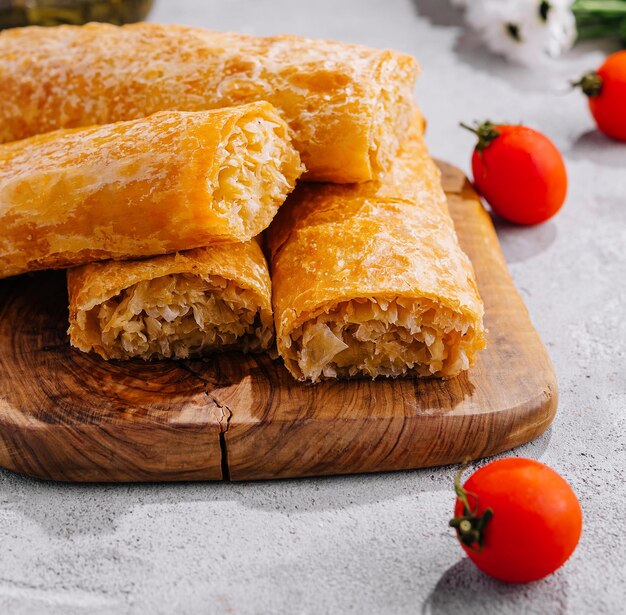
[0,102,303,279]
[268,116,485,383]
[67,242,273,361]
[0,23,418,183]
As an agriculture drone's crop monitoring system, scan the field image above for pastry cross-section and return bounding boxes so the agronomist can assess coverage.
[0,102,303,279]
[267,113,486,382]
[67,242,273,361]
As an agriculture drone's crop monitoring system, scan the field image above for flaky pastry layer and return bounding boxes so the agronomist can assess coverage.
[267,113,485,383]
[68,241,273,361]
[0,102,303,279]
[0,23,418,182]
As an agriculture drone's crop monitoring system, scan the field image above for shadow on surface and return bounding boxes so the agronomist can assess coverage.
[568,129,626,168]
[423,558,569,615]
[410,0,465,27]
[0,469,239,538]
[0,462,458,538]
[493,216,558,264]
[513,426,553,460]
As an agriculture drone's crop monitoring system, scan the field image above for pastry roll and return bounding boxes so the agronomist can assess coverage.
[0,102,303,279]
[0,23,418,183]
[268,115,486,382]
[67,241,273,361]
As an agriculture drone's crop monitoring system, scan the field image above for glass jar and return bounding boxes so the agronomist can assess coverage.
[0,0,154,29]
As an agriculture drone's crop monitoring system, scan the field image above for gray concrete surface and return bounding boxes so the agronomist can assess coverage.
[1,0,625,613]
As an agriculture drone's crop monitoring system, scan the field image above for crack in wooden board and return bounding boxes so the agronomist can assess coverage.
[0,162,557,482]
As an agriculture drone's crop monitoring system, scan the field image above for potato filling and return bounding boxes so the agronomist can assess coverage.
[93,274,272,360]
[213,116,303,238]
[284,297,477,382]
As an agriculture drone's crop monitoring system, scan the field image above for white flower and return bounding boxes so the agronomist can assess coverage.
[455,0,577,66]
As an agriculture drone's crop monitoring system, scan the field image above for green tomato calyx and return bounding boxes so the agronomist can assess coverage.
[449,465,494,553]
[572,71,603,98]
[460,121,501,152]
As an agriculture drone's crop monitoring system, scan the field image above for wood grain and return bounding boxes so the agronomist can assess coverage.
[0,163,557,482]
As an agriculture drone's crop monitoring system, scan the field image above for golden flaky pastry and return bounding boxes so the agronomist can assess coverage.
[0,102,303,279]
[267,113,486,383]
[0,23,418,183]
[67,241,273,361]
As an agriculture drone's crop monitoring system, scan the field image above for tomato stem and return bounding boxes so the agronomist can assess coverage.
[460,121,501,152]
[571,71,604,97]
[449,465,494,553]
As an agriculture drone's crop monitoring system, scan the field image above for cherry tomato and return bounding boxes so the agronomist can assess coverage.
[575,50,626,141]
[450,458,582,584]
[463,121,567,225]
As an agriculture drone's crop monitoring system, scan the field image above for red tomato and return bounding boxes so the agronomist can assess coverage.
[463,121,567,225]
[450,458,582,584]
[575,50,626,141]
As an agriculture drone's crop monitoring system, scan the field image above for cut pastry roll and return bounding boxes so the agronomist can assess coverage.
[0,23,418,183]
[67,242,273,361]
[268,115,485,382]
[0,102,302,279]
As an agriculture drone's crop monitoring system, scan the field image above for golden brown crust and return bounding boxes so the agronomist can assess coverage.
[67,241,273,360]
[267,113,485,381]
[0,102,302,279]
[0,22,418,183]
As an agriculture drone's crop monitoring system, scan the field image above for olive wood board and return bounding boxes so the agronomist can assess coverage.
[0,162,557,482]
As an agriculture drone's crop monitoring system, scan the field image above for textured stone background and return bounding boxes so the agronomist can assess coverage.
[1,1,625,613]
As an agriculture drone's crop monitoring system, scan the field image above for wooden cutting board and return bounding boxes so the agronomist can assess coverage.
[0,162,557,482]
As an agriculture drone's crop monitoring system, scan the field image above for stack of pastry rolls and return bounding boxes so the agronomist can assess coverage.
[0,23,484,380]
